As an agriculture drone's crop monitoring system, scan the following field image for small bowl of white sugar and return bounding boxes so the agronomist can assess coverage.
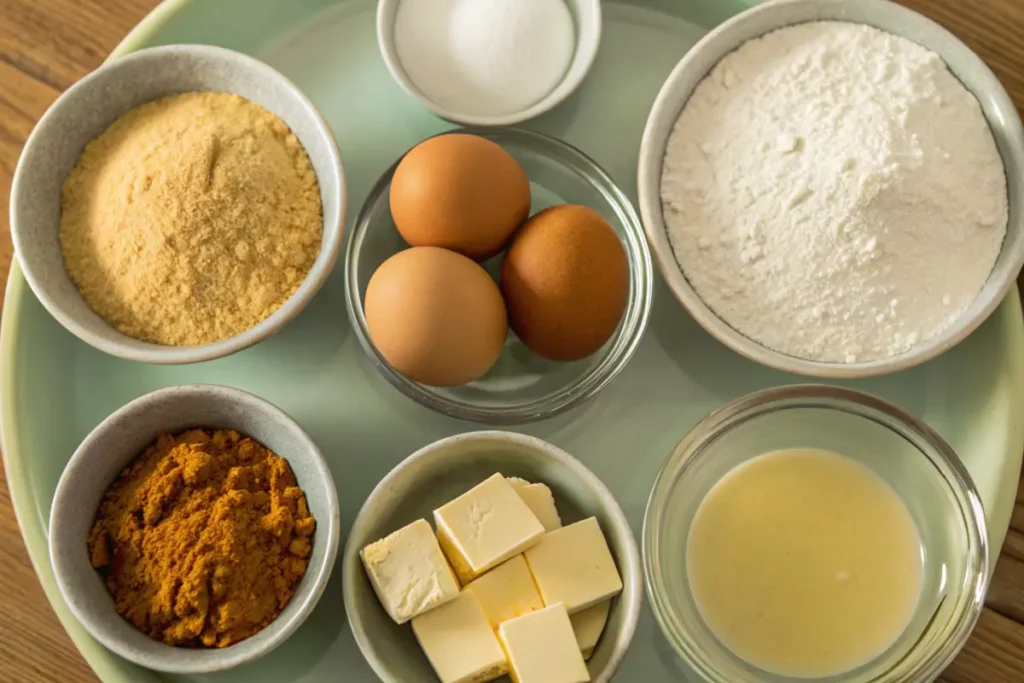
[636,0,1024,378]
[377,0,601,126]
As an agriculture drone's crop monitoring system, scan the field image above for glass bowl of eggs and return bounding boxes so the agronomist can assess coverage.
[344,127,653,424]
[643,384,988,683]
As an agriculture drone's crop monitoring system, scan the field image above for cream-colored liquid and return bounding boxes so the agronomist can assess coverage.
[687,448,923,678]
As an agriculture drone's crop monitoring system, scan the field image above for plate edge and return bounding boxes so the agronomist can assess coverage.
[0,3,199,681]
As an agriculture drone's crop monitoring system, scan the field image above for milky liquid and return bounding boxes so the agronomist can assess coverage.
[687,448,923,678]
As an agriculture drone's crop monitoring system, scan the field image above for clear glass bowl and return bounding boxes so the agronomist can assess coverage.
[344,127,653,424]
[643,385,989,683]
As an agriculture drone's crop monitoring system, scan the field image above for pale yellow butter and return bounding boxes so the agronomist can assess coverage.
[523,517,622,614]
[498,603,590,683]
[571,600,610,660]
[514,483,562,532]
[435,473,546,584]
[412,591,508,683]
[465,554,544,629]
[360,519,460,625]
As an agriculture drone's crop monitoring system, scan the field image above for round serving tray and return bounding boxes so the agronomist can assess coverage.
[3,0,1022,681]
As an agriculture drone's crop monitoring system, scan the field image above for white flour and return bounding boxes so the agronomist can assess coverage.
[661,22,1007,363]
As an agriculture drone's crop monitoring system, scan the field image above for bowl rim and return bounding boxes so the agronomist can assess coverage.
[343,125,654,424]
[9,43,346,365]
[341,429,643,683]
[642,383,990,683]
[375,0,602,126]
[636,0,1024,379]
[47,383,341,674]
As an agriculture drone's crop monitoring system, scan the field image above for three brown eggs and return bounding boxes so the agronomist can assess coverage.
[364,133,630,387]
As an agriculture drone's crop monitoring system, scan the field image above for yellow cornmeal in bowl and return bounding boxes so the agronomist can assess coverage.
[59,91,323,346]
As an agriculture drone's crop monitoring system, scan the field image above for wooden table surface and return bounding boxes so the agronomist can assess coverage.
[1,0,1024,680]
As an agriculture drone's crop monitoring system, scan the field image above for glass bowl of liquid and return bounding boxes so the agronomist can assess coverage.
[345,126,653,424]
[643,384,988,683]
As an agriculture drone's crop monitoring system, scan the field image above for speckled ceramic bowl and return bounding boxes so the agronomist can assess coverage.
[636,0,1024,378]
[341,430,641,683]
[10,44,346,364]
[48,385,341,674]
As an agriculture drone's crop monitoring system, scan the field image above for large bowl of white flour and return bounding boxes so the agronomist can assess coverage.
[637,0,1024,378]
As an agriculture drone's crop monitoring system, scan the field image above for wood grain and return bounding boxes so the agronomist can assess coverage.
[1,0,1024,681]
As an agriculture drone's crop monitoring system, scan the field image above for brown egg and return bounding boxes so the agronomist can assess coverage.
[389,134,530,261]
[501,205,629,362]
[364,246,508,386]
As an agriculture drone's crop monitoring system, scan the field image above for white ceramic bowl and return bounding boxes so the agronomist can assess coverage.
[636,0,1024,378]
[376,0,601,126]
[10,44,346,364]
[48,385,341,674]
[341,431,641,683]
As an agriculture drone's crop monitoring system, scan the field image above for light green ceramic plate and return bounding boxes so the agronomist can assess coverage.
[3,1,1023,681]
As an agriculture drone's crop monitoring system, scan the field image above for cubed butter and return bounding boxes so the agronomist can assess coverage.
[412,591,508,683]
[514,483,562,532]
[435,473,545,584]
[571,600,611,660]
[523,517,622,614]
[498,603,590,683]
[360,519,460,625]
[507,476,531,488]
[465,554,544,628]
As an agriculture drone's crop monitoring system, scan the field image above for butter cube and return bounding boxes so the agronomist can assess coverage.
[435,473,545,584]
[523,517,622,614]
[412,590,508,683]
[498,603,590,683]
[507,476,531,488]
[514,483,562,532]
[360,519,460,624]
[465,554,544,628]
[571,601,610,660]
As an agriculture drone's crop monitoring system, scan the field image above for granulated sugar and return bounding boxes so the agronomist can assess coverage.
[394,0,574,117]
[661,22,1007,363]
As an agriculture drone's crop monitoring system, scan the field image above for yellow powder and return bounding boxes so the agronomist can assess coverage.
[59,92,323,346]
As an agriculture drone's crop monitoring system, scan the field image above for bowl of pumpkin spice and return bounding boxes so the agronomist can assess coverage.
[11,44,345,364]
[48,384,340,674]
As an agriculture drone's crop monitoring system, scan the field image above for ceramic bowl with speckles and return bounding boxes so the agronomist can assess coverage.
[10,44,345,364]
[637,0,1024,379]
[48,384,341,674]
[341,430,642,683]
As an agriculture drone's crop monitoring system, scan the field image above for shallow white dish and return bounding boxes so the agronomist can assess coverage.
[637,0,1024,378]
[376,0,602,126]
